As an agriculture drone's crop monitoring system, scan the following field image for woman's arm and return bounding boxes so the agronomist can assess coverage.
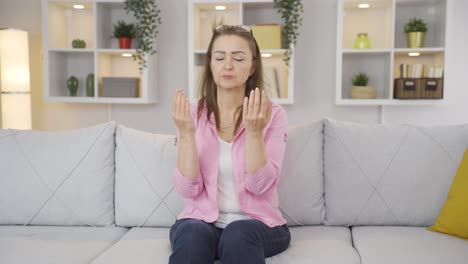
[243,88,288,195]
[172,90,203,198]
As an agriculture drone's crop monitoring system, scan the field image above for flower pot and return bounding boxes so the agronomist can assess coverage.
[67,76,79,96]
[407,32,425,48]
[350,86,376,99]
[118,37,132,49]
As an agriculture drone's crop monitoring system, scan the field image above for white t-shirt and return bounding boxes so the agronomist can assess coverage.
[215,136,253,228]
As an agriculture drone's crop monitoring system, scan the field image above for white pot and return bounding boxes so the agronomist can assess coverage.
[350,86,377,99]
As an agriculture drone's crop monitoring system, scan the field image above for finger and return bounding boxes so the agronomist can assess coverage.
[184,97,191,120]
[260,90,267,118]
[172,90,178,117]
[248,89,255,117]
[176,90,183,118]
[243,96,248,119]
[253,88,260,115]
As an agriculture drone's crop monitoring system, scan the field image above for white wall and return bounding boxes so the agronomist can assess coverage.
[0,0,467,133]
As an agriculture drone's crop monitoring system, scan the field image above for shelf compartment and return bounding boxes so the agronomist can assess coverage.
[96,50,141,98]
[47,51,94,97]
[393,50,444,79]
[341,53,392,100]
[395,0,447,48]
[193,3,241,50]
[96,1,137,49]
[342,0,393,49]
[46,1,95,49]
[262,53,289,99]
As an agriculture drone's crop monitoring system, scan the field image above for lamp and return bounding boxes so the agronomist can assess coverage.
[0,28,31,129]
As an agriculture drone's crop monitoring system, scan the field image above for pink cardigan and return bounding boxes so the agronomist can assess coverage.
[173,103,288,227]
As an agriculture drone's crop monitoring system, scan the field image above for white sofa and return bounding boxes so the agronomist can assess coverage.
[1,119,467,264]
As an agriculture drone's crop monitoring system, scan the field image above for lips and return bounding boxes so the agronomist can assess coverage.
[222,75,234,79]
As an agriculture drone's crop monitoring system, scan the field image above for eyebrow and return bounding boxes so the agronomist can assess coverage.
[213,51,246,55]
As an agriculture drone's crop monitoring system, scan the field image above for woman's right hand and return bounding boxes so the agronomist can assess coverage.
[172,89,195,135]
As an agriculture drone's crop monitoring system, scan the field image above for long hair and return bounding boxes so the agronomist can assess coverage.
[197,25,264,136]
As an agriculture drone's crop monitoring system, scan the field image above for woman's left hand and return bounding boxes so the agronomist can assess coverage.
[243,87,272,135]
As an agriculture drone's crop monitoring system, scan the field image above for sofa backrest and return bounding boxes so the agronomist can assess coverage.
[323,119,468,227]
[114,120,325,227]
[0,122,116,226]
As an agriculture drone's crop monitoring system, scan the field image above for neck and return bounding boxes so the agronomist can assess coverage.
[217,86,245,114]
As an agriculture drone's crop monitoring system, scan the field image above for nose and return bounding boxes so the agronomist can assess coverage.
[223,57,233,71]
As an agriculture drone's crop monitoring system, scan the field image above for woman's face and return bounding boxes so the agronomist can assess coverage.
[210,35,254,91]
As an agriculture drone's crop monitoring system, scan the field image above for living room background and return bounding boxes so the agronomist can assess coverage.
[0,0,467,133]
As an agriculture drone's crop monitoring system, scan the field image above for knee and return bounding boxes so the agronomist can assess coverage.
[219,221,256,249]
[173,219,214,242]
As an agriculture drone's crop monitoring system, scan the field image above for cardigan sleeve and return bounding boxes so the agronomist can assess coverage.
[243,106,288,195]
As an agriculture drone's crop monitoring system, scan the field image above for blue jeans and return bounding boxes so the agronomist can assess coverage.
[169,218,291,264]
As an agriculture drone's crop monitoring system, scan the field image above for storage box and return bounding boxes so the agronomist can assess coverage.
[101,77,139,97]
[250,24,282,49]
[394,78,443,99]
[420,78,443,99]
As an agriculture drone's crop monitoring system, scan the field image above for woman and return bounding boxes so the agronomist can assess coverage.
[170,25,290,264]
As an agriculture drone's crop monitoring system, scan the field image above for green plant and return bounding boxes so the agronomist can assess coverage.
[113,20,136,38]
[72,39,86,48]
[125,0,162,71]
[404,18,428,33]
[273,0,304,65]
[352,72,369,86]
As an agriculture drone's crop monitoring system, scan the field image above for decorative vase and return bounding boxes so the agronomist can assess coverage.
[350,86,377,99]
[118,37,132,49]
[67,76,79,96]
[353,33,371,49]
[86,73,94,97]
[407,32,425,48]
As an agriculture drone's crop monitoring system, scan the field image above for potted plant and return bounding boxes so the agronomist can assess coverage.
[125,0,162,71]
[404,17,427,48]
[113,20,136,49]
[350,72,376,99]
[273,0,304,65]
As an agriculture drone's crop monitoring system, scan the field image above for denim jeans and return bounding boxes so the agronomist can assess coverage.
[169,218,291,264]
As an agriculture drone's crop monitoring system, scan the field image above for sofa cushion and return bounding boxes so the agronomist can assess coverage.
[0,122,116,226]
[279,120,324,225]
[324,119,468,226]
[114,125,183,227]
[91,226,360,264]
[0,226,128,264]
[352,226,468,264]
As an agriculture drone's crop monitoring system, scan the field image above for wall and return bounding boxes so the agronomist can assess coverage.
[0,0,467,134]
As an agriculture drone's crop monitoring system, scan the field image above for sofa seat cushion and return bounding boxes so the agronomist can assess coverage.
[91,226,360,264]
[0,226,128,264]
[352,226,468,264]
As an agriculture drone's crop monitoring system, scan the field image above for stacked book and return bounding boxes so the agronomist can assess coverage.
[399,64,444,78]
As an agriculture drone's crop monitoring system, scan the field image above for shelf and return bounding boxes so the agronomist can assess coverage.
[341,52,392,100]
[189,0,294,104]
[44,96,154,104]
[336,0,447,105]
[395,0,447,48]
[342,49,392,54]
[341,0,393,49]
[336,98,445,106]
[42,0,158,104]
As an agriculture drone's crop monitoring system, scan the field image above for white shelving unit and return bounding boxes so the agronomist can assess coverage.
[42,0,158,104]
[188,0,294,104]
[336,0,449,105]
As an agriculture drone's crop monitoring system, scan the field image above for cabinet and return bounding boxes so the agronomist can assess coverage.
[188,0,294,104]
[336,0,449,105]
[41,0,158,104]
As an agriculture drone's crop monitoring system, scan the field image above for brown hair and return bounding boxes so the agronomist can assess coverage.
[197,25,264,136]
